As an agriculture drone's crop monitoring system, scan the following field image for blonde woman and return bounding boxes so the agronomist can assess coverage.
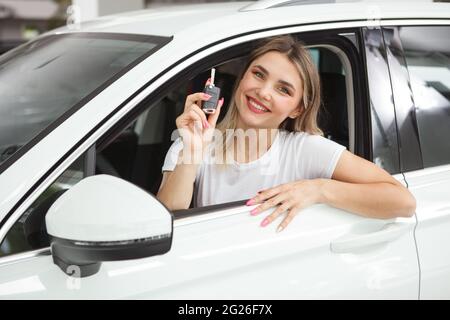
[157,35,416,232]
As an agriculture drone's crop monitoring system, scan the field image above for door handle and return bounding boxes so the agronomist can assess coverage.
[330,222,412,254]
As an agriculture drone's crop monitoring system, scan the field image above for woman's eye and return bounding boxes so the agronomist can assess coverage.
[279,87,291,95]
[253,71,264,79]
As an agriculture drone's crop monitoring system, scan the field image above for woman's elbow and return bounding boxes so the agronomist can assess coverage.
[406,194,417,218]
[399,189,416,218]
[156,192,169,209]
[156,190,173,210]
[156,191,189,211]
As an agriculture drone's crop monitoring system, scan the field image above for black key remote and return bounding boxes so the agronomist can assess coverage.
[202,68,221,114]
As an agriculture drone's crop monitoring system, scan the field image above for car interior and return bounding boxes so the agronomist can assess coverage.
[95,46,350,197]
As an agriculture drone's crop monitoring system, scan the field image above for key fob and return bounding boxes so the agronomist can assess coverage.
[202,84,221,114]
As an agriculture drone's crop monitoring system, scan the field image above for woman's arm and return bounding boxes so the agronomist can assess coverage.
[156,81,224,211]
[156,160,198,210]
[248,150,416,231]
[321,150,416,219]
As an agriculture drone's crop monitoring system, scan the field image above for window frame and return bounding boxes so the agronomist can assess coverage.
[0,24,370,262]
[361,26,404,175]
[95,28,367,219]
[381,25,424,173]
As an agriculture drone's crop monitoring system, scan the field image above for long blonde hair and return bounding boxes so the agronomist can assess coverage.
[216,35,323,135]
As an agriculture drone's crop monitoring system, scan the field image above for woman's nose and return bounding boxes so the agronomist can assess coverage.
[256,84,272,103]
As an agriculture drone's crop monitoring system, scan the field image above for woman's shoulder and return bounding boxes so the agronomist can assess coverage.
[280,130,344,150]
[279,130,318,145]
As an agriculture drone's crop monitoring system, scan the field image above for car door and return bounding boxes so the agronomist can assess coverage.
[394,25,450,299]
[0,202,416,299]
[0,26,419,299]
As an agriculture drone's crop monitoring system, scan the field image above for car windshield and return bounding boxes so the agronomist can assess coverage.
[0,32,171,172]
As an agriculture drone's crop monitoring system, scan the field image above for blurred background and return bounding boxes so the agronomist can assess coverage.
[0,0,251,54]
[0,0,448,55]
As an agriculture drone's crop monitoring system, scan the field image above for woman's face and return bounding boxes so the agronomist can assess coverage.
[235,51,304,130]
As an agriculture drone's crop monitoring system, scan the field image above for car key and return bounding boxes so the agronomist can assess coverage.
[202,68,221,114]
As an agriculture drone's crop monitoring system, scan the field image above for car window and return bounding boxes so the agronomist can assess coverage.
[93,55,250,197]
[381,27,423,173]
[0,33,171,173]
[0,152,88,257]
[399,26,450,168]
[0,34,357,257]
[95,39,353,208]
[95,80,189,195]
[363,27,401,174]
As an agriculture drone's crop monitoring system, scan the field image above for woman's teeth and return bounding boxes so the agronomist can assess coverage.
[249,99,268,112]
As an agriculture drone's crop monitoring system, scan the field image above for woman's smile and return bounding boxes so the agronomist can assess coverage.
[246,96,271,114]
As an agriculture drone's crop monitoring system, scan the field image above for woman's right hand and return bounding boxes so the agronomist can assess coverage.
[175,79,224,161]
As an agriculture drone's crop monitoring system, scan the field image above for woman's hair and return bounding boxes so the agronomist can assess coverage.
[216,34,323,135]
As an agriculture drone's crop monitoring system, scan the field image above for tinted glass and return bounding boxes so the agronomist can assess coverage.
[0,33,170,170]
[363,27,400,174]
[382,27,422,172]
[400,26,450,168]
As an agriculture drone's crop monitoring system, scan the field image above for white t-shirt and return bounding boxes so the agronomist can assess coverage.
[162,130,346,207]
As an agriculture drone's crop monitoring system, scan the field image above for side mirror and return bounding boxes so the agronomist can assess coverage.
[45,175,173,278]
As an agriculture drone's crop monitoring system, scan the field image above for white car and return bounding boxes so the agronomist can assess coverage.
[0,0,449,299]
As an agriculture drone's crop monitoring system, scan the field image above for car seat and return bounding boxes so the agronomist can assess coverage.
[318,72,349,149]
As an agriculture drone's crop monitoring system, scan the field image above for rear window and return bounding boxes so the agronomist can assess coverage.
[400,26,450,168]
[0,32,171,172]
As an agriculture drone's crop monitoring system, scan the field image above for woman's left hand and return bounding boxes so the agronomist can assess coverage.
[246,179,326,232]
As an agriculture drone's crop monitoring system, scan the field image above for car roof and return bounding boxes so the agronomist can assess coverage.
[50,1,450,38]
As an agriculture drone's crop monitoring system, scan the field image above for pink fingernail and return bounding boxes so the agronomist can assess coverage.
[261,218,270,227]
[250,208,258,215]
[203,120,209,128]
[246,199,254,206]
[203,93,212,100]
